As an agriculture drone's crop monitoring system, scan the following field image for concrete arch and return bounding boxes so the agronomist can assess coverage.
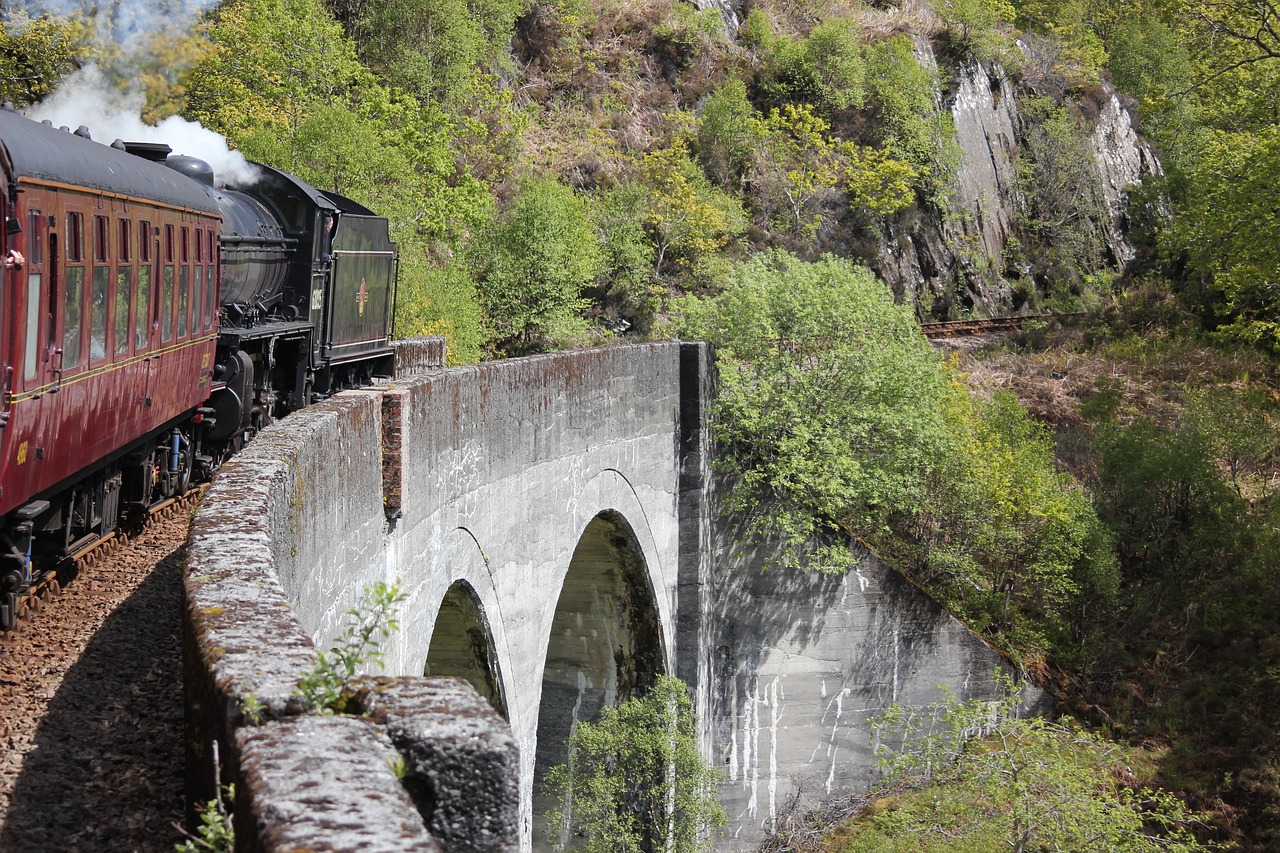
[424,578,508,717]
[531,509,665,850]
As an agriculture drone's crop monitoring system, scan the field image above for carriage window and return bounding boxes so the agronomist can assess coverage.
[93,216,108,263]
[90,267,109,361]
[118,219,132,263]
[66,213,83,262]
[192,265,201,329]
[204,265,215,331]
[27,211,43,265]
[161,266,174,343]
[91,216,109,362]
[180,227,189,263]
[164,225,174,262]
[115,267,132,355]
[63,266,84,367]
[135,267,150,350]
[139,222,152,262]
[24,274,41,381]
[194,228,202,262]
[178,267,189,338]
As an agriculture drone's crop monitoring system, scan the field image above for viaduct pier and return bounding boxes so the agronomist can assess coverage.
[184,340,1018,851]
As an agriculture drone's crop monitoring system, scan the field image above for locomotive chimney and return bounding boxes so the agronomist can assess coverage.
[114,140,173,162]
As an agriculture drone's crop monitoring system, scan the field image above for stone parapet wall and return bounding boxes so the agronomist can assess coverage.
[183,337,519,852]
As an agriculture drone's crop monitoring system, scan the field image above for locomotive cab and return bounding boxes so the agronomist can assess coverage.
[204,165,396,450]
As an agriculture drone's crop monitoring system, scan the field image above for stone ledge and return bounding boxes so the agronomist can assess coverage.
[393,336,447,376]
[236,715,441,853]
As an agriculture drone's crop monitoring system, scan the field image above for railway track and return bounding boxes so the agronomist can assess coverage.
[5,487,204,631]
[919,314,1051,339]
[0,503,190,851]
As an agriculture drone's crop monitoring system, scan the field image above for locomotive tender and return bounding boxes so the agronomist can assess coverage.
[0,107,397,629]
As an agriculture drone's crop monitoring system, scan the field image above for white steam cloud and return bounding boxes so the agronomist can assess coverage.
[25,66,259,187]
[3,0,218,55]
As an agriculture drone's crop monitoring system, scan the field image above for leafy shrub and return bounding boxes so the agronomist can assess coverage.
[760,18,867,116]
[1089,416,1239,581]
[1014,96,1110,287]
[469,176,602,355]
[596,184,661,333]
[903,389,1118,661]
[545,675,725,853]
[850,679,1208,852]
[637,142,746,281]
[395,257,486,365]
[695,78,761,189]
[863,35,957,189]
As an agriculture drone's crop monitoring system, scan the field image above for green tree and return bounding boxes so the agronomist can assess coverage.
[1091,416,1238,578]
[848,680,1207,852]
[0,13,92,107]
[1015,97,1110,285]
[760,18,867,116]
[903,389,1117,660]
[394,258,486,364]
[637,142,746,279]
[1105,18,1194,140]
[1186,381,1280,498]
[336,0,526,108]
[470,176,602,355]
[937,0,1017,59]
[862,35,957,184]
[1171,126,1280,349]
[597,184,661,334]
[187,0,489,242]
[695,78,760,190]
[545,675,725,853]
[747,104,918,237]
[677,252,953,571]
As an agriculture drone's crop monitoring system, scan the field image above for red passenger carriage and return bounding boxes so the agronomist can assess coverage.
[0,107,397,629]
[0,113,219,626]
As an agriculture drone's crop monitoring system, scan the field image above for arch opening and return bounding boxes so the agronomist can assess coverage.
[532,510,664,849]
[423,580,508,718]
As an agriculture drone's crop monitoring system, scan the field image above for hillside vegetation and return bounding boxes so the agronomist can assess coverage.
[5,0,1280,847]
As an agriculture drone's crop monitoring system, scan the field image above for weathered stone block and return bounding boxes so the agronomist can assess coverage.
[359,677,520,852]
[236,715,440,853]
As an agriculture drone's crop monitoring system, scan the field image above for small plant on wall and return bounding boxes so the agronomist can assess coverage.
[295,580,407,714]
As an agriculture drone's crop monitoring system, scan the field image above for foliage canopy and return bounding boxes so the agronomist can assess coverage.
[545,675,725,853]
[844,679,1207,852]
[678,252,954,571]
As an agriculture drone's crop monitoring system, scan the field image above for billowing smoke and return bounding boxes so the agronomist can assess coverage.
[5,1,258,187]
[24,67,259,187]
[3,0,218,55]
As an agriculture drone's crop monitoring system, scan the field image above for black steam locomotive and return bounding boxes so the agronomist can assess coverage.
[0,107,397,629]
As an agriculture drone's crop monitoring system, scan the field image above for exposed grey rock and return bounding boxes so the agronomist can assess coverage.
[875,50,1160,317]
[1089,91,1162,269]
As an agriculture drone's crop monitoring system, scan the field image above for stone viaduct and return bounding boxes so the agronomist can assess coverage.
[184,340,1020,852]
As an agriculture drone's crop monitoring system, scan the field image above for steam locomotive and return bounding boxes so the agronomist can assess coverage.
[0,107,397,629]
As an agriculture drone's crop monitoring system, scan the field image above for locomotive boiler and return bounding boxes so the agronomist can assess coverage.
[0,107,397,629]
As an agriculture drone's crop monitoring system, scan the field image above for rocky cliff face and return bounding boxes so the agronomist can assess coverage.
[874,47,1160,319]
